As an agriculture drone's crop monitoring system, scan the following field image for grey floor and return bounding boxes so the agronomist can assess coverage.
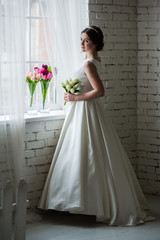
[26,195,160,240]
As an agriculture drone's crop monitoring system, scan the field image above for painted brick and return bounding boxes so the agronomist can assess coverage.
[148,7,160,14]
[122,6,136,13]
[148,152,160,160]
[26,174,45,184]
[27,182,43,192]
[25,133,36,142]
[36,164,50,174]
[114,29,130,35]
[35,147,55,157]
[138,43,157,50]
[138,28,159,35]
[122,21,137,28]
[156,168,160,174]
[25,122,45,133]
[46,138,59,147]
[138,172,157,180]
[148,110,160,117]
[138,158,158,167]
[36,131,55,140]
[24,150,36,159]
[138,14,157,21]
[96,12,112,19]
[25,166,37,176]
[45,120,63,131]
[137,7,148,14]
[27,156,51,166]
[113,13,129,21]
[138,0,158,7]
[89,0,96,3]
[27,140,46,150]
[129,0,137,7]
[113,0,129,5]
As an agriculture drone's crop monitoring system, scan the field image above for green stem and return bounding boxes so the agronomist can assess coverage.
[64,101,66,106]
[43,98,45,110]
[41,81,49,110]
[30,96,33,107]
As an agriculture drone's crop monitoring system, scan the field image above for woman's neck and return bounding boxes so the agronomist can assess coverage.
[86,50,98,60]
[85,53,100,61]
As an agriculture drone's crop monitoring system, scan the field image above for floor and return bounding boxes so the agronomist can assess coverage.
[26,195,160,240]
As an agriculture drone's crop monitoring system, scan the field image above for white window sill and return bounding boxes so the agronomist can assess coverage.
[0,110,66,123]
[25,110,65,122]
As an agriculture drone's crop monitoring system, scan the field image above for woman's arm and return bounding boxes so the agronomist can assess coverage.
[64,61,105,102]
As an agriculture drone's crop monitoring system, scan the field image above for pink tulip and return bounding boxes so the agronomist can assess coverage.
[41,75,47,80]
[39,68,45,74]
[42,64,48,70]
[47,72,53,79]
[34,67,39,74]
[37,74,41,80]
[43,69,48,75]
[26,71,30,78]
[34,67,39,70]
[31,73,36,81]
[30,72,41,81]
[26,71,33,79]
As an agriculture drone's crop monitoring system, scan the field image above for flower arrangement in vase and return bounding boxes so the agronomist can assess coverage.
[34,65,53,111]
[26,65,53,112]
[26,70,41,108]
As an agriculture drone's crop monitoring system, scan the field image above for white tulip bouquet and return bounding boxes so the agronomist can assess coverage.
[62,78,80,105]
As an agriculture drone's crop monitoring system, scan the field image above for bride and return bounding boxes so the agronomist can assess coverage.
[38,26,153,226]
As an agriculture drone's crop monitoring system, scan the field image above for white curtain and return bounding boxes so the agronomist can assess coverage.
[0,0,26,186]
[39,0,89,104]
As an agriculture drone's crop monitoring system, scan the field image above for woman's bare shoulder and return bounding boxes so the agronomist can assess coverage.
[84,61,96,71]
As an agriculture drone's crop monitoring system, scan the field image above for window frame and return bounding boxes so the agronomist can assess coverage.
[25,0,60,112]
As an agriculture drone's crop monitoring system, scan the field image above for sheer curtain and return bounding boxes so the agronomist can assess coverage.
[39,0,89,104]
[0,0,26,186]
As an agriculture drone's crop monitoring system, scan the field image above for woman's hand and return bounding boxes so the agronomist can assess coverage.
[64,92,77,102]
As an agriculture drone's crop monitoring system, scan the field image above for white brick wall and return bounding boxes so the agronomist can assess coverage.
[24,119,64,208]
[89,0,160,196]
[89,0,138,168]
[137,0,160,195]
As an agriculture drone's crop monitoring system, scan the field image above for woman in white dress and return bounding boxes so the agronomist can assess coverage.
[38,26,153,226]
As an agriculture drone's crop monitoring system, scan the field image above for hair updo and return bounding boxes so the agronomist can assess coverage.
[81,26,104,51]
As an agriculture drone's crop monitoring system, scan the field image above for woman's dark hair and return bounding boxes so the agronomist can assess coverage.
[81,26,104,51]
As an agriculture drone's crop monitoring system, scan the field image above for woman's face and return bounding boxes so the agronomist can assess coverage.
[80,32,96,52]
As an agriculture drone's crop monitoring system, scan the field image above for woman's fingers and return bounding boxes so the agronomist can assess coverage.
[64,92,69,101]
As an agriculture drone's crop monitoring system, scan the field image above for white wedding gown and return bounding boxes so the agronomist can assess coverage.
[38,58,152,226]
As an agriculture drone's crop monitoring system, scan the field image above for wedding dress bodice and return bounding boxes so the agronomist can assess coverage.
[72,58,102,94]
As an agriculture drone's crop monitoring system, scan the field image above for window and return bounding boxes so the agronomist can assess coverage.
[0,0,88,116]
[25,0,57,111]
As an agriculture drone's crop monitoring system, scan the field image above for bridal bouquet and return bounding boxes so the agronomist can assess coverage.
[62,78,80,105]
[34,65,53,109]
[26,70,41,107]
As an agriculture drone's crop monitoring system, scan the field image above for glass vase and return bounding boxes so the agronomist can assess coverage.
[40,80,50,113]
[27,82,38,115]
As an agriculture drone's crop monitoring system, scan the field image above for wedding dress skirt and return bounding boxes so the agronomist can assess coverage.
[38,58,152,226]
